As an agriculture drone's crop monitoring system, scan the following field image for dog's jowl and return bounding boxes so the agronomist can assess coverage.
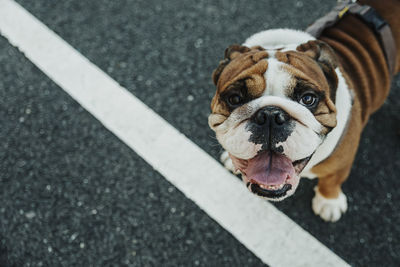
[209,0,400,222]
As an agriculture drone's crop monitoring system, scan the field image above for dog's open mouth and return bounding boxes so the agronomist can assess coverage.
[230,151,311,200]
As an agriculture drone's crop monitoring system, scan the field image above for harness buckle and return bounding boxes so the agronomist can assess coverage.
[338,6,350,18]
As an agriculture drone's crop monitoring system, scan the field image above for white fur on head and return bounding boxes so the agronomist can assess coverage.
[263,58,293,97]
[243,29,315,50]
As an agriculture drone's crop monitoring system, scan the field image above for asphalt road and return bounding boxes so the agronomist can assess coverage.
[1,0,399,266]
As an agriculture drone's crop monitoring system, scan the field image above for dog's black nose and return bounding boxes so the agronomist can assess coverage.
[253,106,290,126]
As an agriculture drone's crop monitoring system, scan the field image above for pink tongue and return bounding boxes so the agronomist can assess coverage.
[233,152,295,185]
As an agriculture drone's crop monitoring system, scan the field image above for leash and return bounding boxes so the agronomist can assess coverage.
[306,0,397,77]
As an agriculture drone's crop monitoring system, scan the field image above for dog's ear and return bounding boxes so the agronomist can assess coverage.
[224,44,251,60]
[212,44,251,85]
[297,40,338,101]
[296,40,337,69]
[212,58,230,86]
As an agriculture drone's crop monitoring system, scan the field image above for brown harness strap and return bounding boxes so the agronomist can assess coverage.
[306,0,397,77]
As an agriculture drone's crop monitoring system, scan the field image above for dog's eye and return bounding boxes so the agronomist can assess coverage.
[299,93,317,107]
[228,94,242,106]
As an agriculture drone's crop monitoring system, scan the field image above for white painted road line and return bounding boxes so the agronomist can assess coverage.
[0,0,349,266]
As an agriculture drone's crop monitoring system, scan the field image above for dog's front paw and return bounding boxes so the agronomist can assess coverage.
[312,186,347,222]
[220,151,240,174]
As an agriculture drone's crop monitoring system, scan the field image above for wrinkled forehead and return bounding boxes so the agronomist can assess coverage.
[217,49,327,96]
[216,50,269,92]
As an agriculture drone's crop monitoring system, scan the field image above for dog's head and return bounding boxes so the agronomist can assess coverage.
[209,40,339,201]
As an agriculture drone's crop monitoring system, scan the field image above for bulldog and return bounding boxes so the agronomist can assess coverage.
[208,0,400,222]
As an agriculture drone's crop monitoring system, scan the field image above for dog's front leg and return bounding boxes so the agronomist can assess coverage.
[312,168,351,222]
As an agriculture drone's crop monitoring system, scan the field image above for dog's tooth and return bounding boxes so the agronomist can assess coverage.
[259,184,286,190]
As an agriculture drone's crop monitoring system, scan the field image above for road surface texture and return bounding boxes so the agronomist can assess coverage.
[0,0,399,266]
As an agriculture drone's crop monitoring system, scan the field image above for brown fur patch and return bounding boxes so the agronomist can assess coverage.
[211,47,268,115]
